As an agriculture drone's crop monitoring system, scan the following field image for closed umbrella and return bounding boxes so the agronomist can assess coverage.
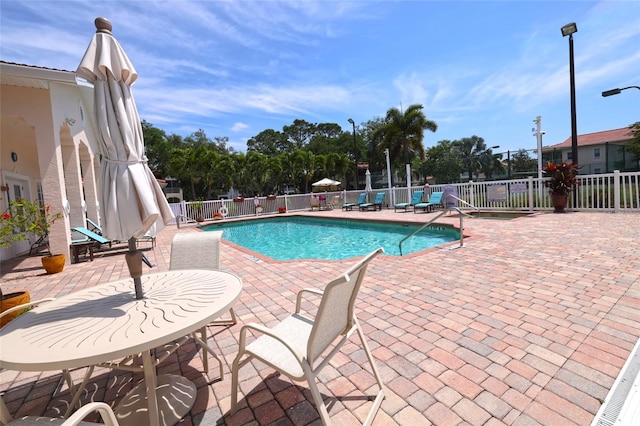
[364,169,372,201]
[77,17,174,299]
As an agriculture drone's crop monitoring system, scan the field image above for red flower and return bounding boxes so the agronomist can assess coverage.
[2,212,10,220]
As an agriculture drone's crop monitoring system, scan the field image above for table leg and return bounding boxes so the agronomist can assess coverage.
[142,350,161,426]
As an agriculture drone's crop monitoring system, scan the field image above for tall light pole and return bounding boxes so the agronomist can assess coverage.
[533,116,545,199]
[348,118,358,189]
[562,22,578,206]
[602,86,640,97]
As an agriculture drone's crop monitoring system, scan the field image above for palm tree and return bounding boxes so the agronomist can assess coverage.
[373,104,437,199]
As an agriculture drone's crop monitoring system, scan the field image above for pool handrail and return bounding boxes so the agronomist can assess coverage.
[398,207,473,255]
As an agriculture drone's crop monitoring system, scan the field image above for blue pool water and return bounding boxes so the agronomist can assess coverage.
[202,217,459,261]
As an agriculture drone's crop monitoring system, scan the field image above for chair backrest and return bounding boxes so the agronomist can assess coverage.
[310,197,320,208]
[356,193,367,204]
[411,190,424,204]
[306,248,383,364]
[170,231,222,271]
[71,227,110,244]
[374,192,385,203]
[429,192,443,204]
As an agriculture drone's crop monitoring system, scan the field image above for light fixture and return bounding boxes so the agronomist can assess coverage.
[602,86,640,97]
[561,21,579,207]
[561,22,577,37]
[66,118,76,126]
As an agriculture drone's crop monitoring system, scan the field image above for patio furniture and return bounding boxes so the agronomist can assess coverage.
[0,270,242,426]
[170,232,237,371]
[310,196,321,210]
[327,195,341,209]
[70,240,94,263]
[1,397,119,426]
[394,190,423,212]
[86,218,103,235]
[342,193,366,211]
[414,191,444,213]
[71,227,112,247]
[359,192,385,211]
[230,248,385,426]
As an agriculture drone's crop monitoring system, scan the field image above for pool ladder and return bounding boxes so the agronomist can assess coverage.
[398,207,472,256]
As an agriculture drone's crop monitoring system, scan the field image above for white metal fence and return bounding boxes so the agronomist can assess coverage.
[170,170,640,224]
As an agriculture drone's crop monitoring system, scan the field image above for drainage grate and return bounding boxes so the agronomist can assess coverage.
[591,336,640,426]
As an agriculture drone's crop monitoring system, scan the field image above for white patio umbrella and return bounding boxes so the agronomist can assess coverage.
[77,17,174,299]
[312,177,341,187]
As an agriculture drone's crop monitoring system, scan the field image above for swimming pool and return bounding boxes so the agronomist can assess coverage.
[202,216,459,261]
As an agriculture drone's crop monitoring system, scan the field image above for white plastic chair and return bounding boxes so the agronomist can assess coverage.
[1,396,119,426]
[169,231,237,377]
[230,248,385,426]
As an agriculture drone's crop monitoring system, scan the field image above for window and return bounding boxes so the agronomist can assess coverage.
[567,152,573,160]
[594,148,600,158]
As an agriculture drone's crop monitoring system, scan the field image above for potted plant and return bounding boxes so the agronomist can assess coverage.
[542,161,579,213]
[278,206,287,214]
[192,199,205,222]
[1,198,65,273]
[233,196,245,203]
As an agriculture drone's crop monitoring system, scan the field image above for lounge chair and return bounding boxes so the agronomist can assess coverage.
[394,190,423,212]
[414,191,444,213]
[359,192,385,211]
[343,193,366,211]
[86,218,102,234]
[71,226,112,247]
[230,248,385,426]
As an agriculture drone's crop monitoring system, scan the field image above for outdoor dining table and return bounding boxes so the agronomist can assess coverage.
[0,269,242,426]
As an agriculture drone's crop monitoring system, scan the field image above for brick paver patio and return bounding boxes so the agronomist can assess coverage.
[1,209,639,425]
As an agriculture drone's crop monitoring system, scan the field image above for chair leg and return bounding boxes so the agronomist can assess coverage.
[302,362,333,426]
[209,307,237,325]
[354,316,385,426]
[191,327,224,380]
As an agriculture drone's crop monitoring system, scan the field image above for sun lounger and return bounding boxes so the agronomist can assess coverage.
[414,191,444,213]
[359,192,385,211]
[395,190,423,212]
[71,227,112,247]
[86,218,103,234]
[343,193,366,211]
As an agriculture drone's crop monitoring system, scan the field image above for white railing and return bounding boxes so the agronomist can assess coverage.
[168,170,640,224]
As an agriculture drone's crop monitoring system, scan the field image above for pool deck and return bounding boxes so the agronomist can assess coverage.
[1,208,639,425]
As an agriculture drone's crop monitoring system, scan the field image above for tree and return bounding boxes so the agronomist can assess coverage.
[626,121,640,161]
[510,149,538,176]
[372,104,437,194]
[247,129,289,155]
[423,140,464,184]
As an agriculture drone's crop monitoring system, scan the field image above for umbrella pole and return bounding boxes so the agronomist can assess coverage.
[125,237,144,299]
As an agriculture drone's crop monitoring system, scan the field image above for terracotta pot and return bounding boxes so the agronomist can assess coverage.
[1,290,30,327]
[41,254,66,274]
[551,193,568,213]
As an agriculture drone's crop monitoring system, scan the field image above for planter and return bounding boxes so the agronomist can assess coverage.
[1,290,30,327]
[551,193,568,213]
[233,197,245,203]
[42,254,66,274]
[278,207,287,214]
[196,216,205,222]
[266,195,277,201]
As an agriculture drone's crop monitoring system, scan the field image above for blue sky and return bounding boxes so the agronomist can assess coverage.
[1,1,639,155]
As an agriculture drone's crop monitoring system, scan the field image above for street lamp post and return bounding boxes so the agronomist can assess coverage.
[348,118,358,190]
[562,22,578,206]
[602,86,640,97]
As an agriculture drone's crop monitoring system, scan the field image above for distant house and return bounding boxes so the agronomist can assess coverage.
[542,127,638,174]
[0,61,100,262]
